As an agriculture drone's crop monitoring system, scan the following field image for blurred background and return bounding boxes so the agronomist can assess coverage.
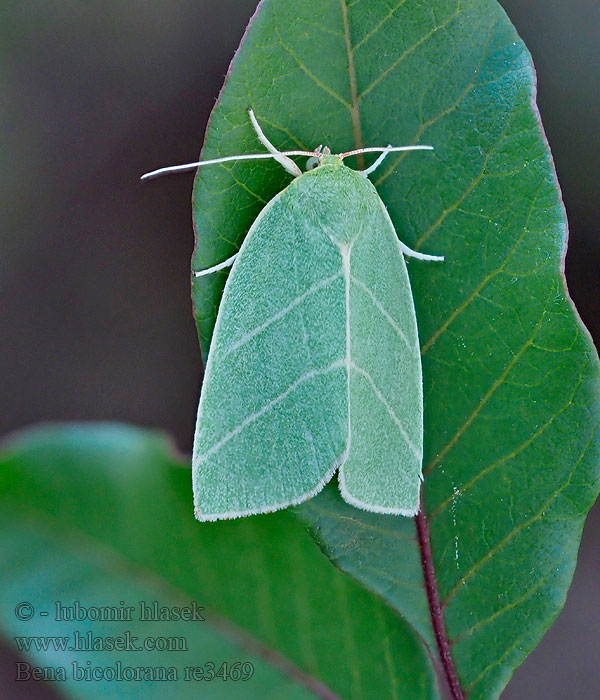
[1,1,598,697]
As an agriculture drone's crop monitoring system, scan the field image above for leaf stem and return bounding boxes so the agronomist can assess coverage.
[415,508,465,700]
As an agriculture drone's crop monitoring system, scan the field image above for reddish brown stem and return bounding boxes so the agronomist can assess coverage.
[415,508,465,700]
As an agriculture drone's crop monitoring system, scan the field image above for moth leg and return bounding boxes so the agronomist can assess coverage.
[247,108,302,177]
[397,240,444,262]
[361,145,393,177]
[194,253,238,277]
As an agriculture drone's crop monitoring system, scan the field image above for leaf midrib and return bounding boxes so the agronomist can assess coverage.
[340,0,364,163]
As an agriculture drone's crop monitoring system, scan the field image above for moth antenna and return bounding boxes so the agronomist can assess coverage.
[248,108,302,177]
[361,144,393,177]
[340,145,434,160]
[141,150,316,181]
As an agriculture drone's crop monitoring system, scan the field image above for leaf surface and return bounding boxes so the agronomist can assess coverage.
[191,0,600,697]
[0,424,438,700]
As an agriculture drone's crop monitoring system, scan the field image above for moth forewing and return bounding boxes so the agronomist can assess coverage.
[338,188,424,516]
[192,170,348,521]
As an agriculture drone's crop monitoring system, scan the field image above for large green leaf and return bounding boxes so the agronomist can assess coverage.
[0,424,437,700]
[191,0,600,698]
[0,518,315,700]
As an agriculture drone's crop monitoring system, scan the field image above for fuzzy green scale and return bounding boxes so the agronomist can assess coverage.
[192,158,423,520]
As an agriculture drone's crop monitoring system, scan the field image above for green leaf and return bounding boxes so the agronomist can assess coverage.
[0,424,438,700]
[191,0,600,698]
[0,518,315,700]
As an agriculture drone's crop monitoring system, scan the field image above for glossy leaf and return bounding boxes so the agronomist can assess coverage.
[0,424,438,700]
[0,518,316,700]
[191,0,600,698]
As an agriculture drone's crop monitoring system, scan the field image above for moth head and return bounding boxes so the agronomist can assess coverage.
[306,146,342,171]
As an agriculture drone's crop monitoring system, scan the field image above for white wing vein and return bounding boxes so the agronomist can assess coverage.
[198,359,346,462]
[224,272,343,357]
[351,275,413,350]
[350,362,421,459]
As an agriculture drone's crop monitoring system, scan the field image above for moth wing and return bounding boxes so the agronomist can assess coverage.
[340,198,424,516]
[192,185,347,520]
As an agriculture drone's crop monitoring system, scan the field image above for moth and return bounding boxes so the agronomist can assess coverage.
[142,110,443,521]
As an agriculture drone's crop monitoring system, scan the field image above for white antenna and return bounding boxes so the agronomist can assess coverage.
[141,151,317,181]
[141,106,434,181]
[341,145,433,158]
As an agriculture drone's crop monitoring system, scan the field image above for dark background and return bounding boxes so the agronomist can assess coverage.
[1,1,598,698]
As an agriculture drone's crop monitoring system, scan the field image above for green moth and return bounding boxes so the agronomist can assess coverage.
[143,110,443,521]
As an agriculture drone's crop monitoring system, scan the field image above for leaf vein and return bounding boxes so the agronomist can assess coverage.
[441,424,599,608]
[430,363,587,519]
[300,503,416,541]
[352,0,410,54]
[374,19,501,186]
[276,26,352,110]
[450,554,563,645]
[359,1,462,100]
[340,0,364,159]
[424,288,551,476]
[420,176,547,355]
